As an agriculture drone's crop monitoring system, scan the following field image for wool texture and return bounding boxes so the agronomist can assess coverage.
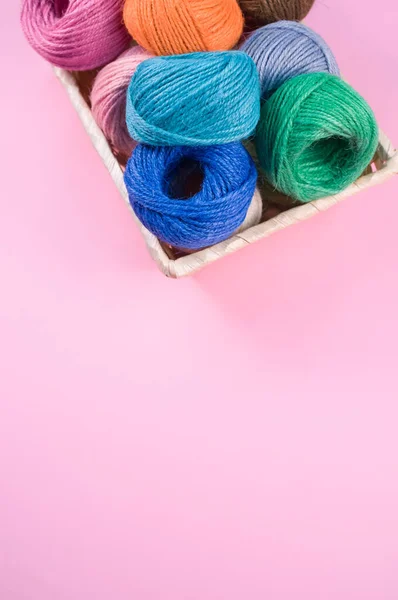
[20,0,130,70]
[91,46,151,158]
[173,187,263,255]
[124,143,258,249]
[255,73,379,203]
[241,21,339,99]
[125,51,261,146]
[238,0,315,30]
[123,0,244,56]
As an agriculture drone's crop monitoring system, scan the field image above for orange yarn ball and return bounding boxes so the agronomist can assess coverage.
[123,0,244,56]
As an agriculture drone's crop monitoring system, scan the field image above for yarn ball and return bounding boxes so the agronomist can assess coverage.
[91,46,151,158]
[124,143,258,249]
[123,0,244,56]
[238,0,315,30]
[20,0,131,70]
[255,73,379,202]
[241,21,340,99]
[126,51,261,147]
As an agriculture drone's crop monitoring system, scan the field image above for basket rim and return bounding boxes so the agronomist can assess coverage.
[54,67,398,279]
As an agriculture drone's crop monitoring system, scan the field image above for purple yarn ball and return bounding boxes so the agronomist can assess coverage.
[21,0,131,70]
[240,21,340,99]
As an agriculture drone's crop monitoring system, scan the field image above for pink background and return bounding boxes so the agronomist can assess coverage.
[1,1,398,599]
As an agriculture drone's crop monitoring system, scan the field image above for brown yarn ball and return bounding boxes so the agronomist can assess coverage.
[238,0,315,29]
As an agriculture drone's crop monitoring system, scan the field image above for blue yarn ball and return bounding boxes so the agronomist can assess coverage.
[124,143,258,250]
[125,51,261,146]
[241,21,340,99]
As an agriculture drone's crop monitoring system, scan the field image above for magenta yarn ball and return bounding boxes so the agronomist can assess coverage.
[20,0,131,70]
[91,46,152,157]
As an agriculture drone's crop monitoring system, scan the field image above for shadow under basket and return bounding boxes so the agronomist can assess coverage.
[55,67,398,278]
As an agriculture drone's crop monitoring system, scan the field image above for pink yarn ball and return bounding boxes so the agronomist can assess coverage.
[20,0,131,70]
[91,46,152,158]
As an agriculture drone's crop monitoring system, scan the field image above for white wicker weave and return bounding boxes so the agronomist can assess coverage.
[55,67,398,278]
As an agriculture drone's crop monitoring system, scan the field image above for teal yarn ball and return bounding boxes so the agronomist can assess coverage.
[256,73,379,202]
[126,51,261,146]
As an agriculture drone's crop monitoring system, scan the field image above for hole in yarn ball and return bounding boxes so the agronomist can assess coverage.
[238,0,315,30]
[53,0,69,18]
[302,137,359,187]
[255,72,379,203]
[125,51,261,147]
[21,0,131,70]
[241,21,340,100]
[124,143,258,250]
[123,0,244,56]
[166,158,205,200]
[91,46,152,159]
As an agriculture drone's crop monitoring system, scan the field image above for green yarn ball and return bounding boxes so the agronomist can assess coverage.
[255,73,379,203]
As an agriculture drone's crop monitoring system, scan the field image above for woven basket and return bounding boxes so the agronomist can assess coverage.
[55,67,398,278]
